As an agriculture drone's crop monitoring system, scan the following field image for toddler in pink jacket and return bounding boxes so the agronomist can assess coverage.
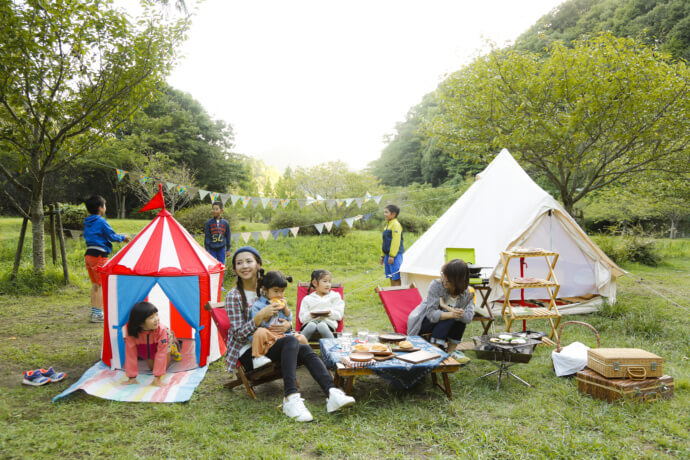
[124,301,180,386]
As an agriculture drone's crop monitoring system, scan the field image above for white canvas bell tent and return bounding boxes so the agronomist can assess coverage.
[99,186,226,372]
[400,149,625,313]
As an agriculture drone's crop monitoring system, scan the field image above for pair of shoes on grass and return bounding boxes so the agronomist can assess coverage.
[450,350,471,364]
[283,388,356,422]
[22,367,66,386]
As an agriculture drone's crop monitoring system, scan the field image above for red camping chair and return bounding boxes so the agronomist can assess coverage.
[204,301,288,400]
[296,282,344,348]
[376,283,422,334]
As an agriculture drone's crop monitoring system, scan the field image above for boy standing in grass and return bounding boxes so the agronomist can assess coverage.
[83,195,129,323]
[380,204,404,286]
[204,201,231,266]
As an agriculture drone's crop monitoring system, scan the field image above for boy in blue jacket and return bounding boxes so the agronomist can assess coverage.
[83,195,129,322]
[204,201,231,265]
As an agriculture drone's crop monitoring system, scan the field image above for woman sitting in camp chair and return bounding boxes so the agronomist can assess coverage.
[225,246,355,422]
[407,259,474,362]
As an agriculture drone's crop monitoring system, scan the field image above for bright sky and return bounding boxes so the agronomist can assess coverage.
[163,0,564,172]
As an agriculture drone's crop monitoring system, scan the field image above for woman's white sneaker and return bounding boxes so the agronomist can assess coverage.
[252,356,272,369]
[283,393,313,422]
[326,388,355,412]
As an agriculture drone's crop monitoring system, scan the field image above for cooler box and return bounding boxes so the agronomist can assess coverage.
[576,368,673,403]
[587,348,663,379]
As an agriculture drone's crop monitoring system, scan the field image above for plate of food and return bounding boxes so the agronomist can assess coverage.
[511,247,544,254]
[310,309,331,317]
[370,343,392,356]
[379,333,407,343]
[349,352,374,362]
[391,339,420,352]
[352,343,371,353]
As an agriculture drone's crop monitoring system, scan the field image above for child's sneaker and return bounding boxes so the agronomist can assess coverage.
[451,350,471,364]
[252,356,272,369]
[40,367,66,382]
[90,312,104,323]
[22,369,50,386]
[283,393,313,422]
[326,387,356,413]
[170,342,182,361]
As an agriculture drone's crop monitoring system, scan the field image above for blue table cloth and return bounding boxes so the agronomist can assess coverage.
[319,335,449,390]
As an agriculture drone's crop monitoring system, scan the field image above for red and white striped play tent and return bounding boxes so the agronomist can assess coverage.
[99,185,226,372]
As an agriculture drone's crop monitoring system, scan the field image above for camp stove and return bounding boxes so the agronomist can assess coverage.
[471,334,541,390]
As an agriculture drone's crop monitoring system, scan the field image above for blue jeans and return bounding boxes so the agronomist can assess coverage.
[208,247,226,265]
[420,317,467,346]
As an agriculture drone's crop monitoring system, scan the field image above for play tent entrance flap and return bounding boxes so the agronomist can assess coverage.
[400,149,624,309]
[99,208,225,371]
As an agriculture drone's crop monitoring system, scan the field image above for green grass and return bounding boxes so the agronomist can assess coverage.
[0,218,688,459]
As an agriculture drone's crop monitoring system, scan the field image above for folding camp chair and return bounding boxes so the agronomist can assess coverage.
[204,301,289,400]
[296,282,344,349]
[445,247,495,335]
[376,283,422,334]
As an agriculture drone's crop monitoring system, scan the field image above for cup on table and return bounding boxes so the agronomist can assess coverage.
[367,333,378,344]
[341,331,353,352]
[357,329,369,343]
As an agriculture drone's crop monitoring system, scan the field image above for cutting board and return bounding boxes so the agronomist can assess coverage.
[395,350,441,364]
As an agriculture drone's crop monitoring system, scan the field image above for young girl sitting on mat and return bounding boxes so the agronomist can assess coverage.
[250,270,308,369]
[298,269,344,340]
[406,259,474,362]
[124,301,181,386]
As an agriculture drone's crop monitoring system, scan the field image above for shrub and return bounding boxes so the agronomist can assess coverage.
[49,203,88,230]
[591,234,660,266]
[398,214,434,234]
[176,204,236,235]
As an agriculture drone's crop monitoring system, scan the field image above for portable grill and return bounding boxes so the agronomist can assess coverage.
[471,334,542,390]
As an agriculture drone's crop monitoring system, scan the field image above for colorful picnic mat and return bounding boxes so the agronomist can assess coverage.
[53,361,208,403]
[319,336,449,390]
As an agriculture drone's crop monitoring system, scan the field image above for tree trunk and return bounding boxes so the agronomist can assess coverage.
[30,189,46,275]
[118,193,127,219]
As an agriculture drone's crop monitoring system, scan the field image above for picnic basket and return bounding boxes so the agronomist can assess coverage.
[587,348,663,379]
[576,368,673,403]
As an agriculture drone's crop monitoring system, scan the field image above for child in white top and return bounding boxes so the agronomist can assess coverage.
[299,269,344,340]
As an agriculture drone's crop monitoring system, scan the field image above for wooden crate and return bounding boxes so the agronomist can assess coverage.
[576,368,673,403]
[587,348,663,378]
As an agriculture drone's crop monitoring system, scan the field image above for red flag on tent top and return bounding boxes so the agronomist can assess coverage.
[138,183,166,213]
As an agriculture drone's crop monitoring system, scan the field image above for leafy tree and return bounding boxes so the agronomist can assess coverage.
[127,153,196,215]
[0,0,189,274]
[515,0,690,61]
[429,33,690,214]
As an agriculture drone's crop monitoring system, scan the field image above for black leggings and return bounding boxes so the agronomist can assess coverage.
[420,317,467,344]
[239,335,334,397]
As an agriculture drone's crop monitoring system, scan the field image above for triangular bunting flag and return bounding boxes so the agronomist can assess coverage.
[354,198,364,208]
[314,223,324,234]
[116,169,128,181]
[354,214,363,221]
[251,197,260,208]
[344,198,354,207]
[305,197,316,206]
[231,194,240,205]
[337,199,344,207]
[241,196,250,208]
[176,185,186,195]
[363,213,373,221]
[334,219,343,228]
[199,189,209,200]
[289,227,299,237]
[363,192,372,204]
[260,198,270,209]
[280,199,290,208]
[231,233,240,243]
[166,182,176,191]
[327,199,336,209]
[280,228,290,237]
[297,199,306,209]
[315,194,324,202]
[261,231,270,241]
[374,195,383,204]
[324,221,333,232]
[241,232,251,243]
[251,231,261,242]
[345,217,355,228]
[220,193,230,205]
[270,199,280,209]
[139,175,151,185]
[210,192,219,203]
[271,229,281,240]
